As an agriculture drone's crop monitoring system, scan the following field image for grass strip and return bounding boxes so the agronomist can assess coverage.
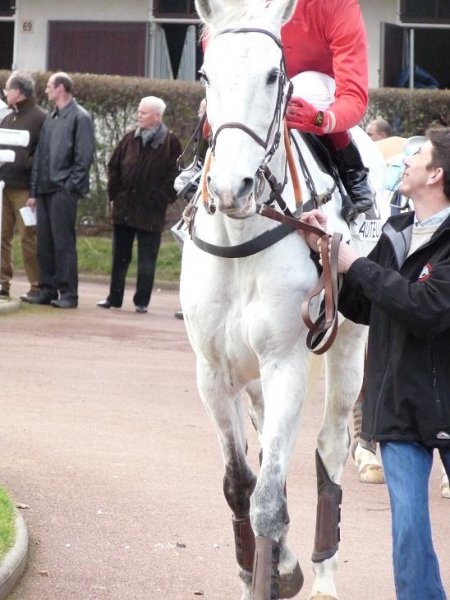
[12,232,182,283]
[0,486,16,561]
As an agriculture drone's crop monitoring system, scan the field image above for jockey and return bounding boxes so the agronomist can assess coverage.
[283,0,373,221]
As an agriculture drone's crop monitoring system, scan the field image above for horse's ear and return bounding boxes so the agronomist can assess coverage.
[195,0,225,25]
[265,0,298,25]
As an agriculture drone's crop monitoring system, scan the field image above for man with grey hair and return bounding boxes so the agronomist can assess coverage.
[97,95,181,313]
[0,71,46,299]
[365,117,392,141]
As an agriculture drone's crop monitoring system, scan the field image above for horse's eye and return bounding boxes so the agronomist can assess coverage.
[199,69,210,86]
[266,69,279,85]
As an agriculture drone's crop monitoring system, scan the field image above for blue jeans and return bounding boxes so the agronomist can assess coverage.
[380,442,450,600]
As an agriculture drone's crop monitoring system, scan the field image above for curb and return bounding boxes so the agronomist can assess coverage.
[0,509,29,600]
[0,280,179,316]
[0,297,21,315]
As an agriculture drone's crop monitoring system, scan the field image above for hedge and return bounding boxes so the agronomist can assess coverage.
[1,70,450,227]
[366,88,450,136]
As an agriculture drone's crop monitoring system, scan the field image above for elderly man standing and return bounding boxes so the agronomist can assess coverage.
[97,96,181,313]
[0,71,46,300]
[27,72,95,308]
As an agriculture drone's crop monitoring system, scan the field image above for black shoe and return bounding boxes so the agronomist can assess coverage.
[0,288,10,298]
[135,305,148,313]
[334,141,374,221]
[96,299,121,309]
[174,310,184,320]
[26,291,58,305]
[97,299,111,309]
[20,289,41,303]
[50,298,78,309]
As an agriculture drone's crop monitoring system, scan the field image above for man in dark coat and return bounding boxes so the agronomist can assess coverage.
[302,127,450,600]
[97,96,181,313]
[0,71,46,299]
[28,71,95,308]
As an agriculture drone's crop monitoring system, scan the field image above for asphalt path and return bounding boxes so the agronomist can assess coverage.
[1,277,448,600]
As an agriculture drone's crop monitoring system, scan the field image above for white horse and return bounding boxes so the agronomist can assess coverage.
[180,0,384,598]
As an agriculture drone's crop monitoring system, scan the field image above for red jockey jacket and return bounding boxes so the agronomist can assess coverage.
[281,0,369,132]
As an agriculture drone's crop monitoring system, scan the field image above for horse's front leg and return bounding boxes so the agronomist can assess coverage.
[309,319,367,600]
[250,356,308,599]
[197,361,257,600]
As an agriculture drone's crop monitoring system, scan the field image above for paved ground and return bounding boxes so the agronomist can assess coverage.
[0,277,448,600]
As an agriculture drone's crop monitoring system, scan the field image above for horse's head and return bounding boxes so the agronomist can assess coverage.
[196,0,297,218]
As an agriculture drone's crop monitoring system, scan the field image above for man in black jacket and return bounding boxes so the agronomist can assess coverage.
[303,128,450,600]
[28,72,95,308]
[96,96,181,313]
[0,71,46,299]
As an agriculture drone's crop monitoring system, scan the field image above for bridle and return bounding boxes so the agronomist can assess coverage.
[206,27,293,173]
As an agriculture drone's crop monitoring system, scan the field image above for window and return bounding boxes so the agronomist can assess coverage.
[154,0,197,18]
[400,0,450,24]
[0,0,15,17]
[48,22,147,77]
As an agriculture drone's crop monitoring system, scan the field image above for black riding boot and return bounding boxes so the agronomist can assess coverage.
[334,140,374,222]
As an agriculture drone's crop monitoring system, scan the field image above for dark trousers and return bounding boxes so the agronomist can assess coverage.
[36,190,78,300]
[107,224,161,308]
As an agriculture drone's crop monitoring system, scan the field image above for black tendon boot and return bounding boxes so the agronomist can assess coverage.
[334,140,374,222]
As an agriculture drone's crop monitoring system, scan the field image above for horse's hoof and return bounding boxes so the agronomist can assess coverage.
[355,445,385,484]
[358,463,385,484]
[280,562,304,598]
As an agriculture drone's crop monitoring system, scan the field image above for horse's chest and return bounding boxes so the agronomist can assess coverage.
[192,306,259,372]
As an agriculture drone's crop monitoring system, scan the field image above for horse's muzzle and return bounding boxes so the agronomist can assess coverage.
[207,175,256,217]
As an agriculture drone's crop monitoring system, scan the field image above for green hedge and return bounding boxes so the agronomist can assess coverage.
[366,88,450,137]
[2,69,449,227]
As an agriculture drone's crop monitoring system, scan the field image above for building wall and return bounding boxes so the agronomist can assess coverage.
[12,0,442,90]
[14,0,148,71]
[361,0,397,87]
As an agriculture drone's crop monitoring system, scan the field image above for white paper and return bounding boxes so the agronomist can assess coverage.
[19,206,37,227]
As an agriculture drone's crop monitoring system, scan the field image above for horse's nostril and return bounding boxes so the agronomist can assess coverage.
[239,177,254,199]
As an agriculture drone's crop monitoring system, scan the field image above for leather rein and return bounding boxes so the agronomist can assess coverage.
[184,27,342,354]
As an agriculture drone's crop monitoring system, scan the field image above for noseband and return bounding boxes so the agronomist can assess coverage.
[208,28,293,166]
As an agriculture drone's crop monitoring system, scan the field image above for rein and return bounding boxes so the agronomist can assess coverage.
[256,205,342,355]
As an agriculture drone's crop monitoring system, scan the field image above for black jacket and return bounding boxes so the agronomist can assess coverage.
[0,97,46,189]
[339,211,450,448]
[108,124,182,233]
[31,99,95,197]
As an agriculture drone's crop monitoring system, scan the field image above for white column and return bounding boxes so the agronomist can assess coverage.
[0,128,30,294]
